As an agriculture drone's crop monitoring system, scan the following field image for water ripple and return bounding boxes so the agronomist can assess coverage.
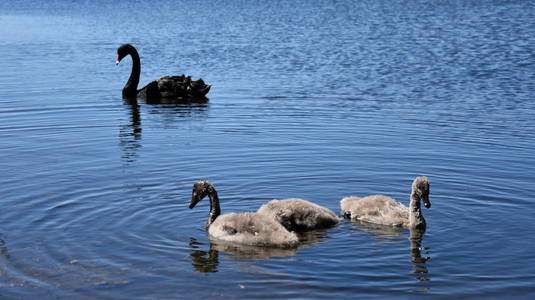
[1,0,535,298]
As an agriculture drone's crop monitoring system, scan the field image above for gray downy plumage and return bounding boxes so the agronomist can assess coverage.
[340,176,431,230]
[257,198,339,232]
[189,180,299,247]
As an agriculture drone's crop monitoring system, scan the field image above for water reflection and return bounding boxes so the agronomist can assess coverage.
[189,230,330,273]
[189,238,219,273]
[144,101,209,126]
[349,220,431,283]
[118,98,209,164]
[119,100,142,164]
[409,228,430,283]
[143,96,209,105]
[350,220,405,242]
[189,238,298,273]
[0,233,9,259]
[210,240,298,260]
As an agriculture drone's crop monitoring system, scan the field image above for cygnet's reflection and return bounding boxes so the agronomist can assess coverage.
[349,220,405,241]
[189,229,329,273]
[209,240,298,260]
[409,228,430,282]
[349,220,430,282]
[190,238,219,273]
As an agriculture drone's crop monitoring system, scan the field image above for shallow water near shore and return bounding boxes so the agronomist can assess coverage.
[1,0,535,298]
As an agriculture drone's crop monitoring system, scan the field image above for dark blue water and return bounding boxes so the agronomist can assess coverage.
[1,0,534,298]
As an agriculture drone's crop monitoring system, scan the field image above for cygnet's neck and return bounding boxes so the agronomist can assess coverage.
[206,187,221,228]
[409,191,426,230]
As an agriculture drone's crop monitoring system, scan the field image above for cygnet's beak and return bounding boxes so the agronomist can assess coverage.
[422,195,431,209]
[189,192,200,209]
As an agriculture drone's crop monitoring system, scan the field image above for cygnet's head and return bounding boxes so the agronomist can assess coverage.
[189,180,213,209]
[412,176,431,208]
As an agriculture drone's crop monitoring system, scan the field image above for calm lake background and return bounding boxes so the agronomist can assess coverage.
[1,0,534,298]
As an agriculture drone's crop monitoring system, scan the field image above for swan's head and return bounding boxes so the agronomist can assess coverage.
[412,176,431,208]
[116,44,134,65]
[190,180,214,209]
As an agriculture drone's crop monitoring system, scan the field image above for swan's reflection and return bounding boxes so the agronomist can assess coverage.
[409,228,430,283]
[349,220,430,283]
[189,237,298,273]
[144,96,209,105]
[209,240,298,260]
[350,220,405,242]
[143,100,209,127]
[0,233,9,259]
[189,230,328,273]
[119,100,142,164]
[189,238,219,273]
[118,98,209,164]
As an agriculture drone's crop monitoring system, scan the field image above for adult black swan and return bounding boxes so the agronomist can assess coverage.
[116,44,211,101]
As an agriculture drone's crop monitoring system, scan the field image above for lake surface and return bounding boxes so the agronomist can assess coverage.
[1,0,534,298]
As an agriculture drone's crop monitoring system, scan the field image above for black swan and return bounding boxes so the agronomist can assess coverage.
[189,180,299,247]
[116,44,211,100]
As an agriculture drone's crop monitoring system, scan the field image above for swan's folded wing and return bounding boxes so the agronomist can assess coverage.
[157,76,188,98]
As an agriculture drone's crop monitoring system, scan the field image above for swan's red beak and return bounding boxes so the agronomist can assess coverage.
[116,55,121,65]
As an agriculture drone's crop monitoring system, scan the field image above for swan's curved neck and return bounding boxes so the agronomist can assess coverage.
[206,188,221,228]
[409,191,426,230]
[123,47,141,98]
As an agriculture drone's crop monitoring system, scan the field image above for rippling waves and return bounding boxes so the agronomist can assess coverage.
[1,0,535,298]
